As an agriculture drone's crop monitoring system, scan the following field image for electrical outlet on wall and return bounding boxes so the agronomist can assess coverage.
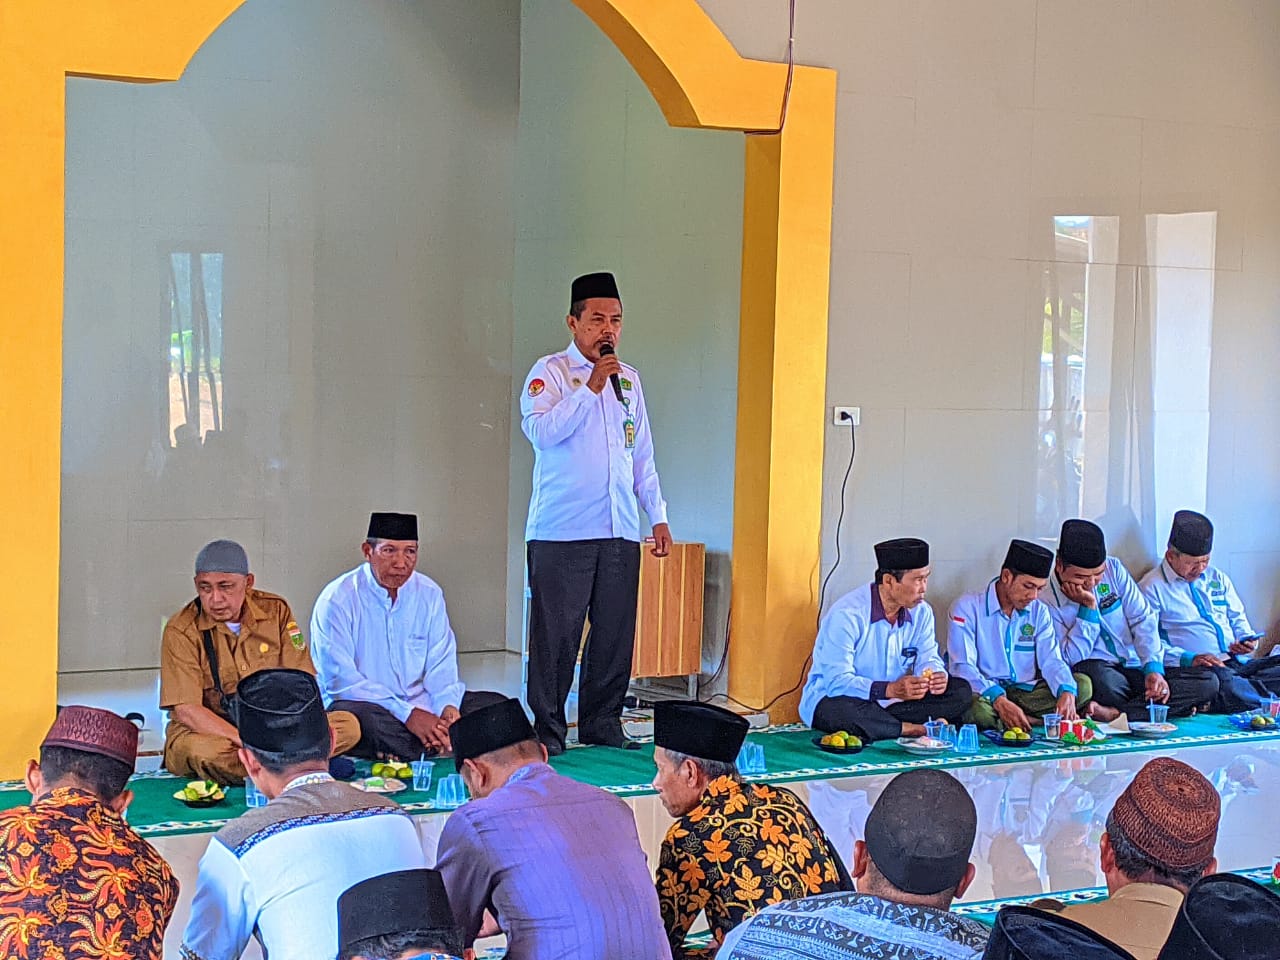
[832,406,860,427]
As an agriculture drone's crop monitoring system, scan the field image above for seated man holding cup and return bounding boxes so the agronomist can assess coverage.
[949,539,1103,731]
[801,538,971,742]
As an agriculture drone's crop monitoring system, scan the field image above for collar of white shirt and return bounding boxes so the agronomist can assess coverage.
[566,340,592,369]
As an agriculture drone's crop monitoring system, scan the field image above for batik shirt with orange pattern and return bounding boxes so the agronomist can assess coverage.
[656,776,850,959]
[0,787,178,960]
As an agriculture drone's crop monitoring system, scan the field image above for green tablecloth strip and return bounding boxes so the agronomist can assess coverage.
[1,715,1276,838]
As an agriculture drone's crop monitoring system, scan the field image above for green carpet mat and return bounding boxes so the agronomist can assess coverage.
[2,715,1275,838]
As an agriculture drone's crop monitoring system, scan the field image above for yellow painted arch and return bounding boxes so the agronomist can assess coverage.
[0,0,835,776]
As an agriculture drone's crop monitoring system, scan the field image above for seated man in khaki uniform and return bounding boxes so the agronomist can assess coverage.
[161,539,360,784]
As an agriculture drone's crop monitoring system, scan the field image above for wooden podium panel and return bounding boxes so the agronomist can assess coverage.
[632,541,705,679]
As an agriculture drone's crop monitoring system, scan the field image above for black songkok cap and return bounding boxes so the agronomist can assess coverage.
[235,669,329,754]
[570,271,621,306]
[1057,519,1107,570]
[1169,510,1213,557]
[1003,539,1053,579]
[450,698,537,772]
[874,537,930,571]
[653,700,749,764]
[367,512,418,541]
[983,906,1138,960]
[337,869,455,954]
[864,770,976,896]
[1156,874,1280,960]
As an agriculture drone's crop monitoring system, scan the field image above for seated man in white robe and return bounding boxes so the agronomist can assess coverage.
[801,538,971,743]
[312,511,502,760]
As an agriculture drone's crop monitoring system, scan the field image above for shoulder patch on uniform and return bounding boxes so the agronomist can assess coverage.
[286,621,305,650]
[528,378,545,397]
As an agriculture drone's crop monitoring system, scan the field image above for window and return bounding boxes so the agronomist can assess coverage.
[166,252,224,447]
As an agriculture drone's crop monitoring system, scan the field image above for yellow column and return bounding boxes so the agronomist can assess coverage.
[0,0,245,777]
[729,68,838,718]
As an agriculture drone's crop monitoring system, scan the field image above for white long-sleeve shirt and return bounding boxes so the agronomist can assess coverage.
[948,580,1078,700]
[521,342,667,542]
[799,583,944,727]
[1039,557,1166,673]
[1139,559,1257,659]
[310,563,465,722]
[180,775,428,960]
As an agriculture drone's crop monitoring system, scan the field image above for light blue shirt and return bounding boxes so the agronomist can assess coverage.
[1139,559,1257,659]
[311,563,465,722]
[799,584,944,726]
[521,342,667,542]
[948,580,1077,700]
[1040,557,1166,673]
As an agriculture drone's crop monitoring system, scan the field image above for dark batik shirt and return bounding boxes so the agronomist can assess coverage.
[657,776,850,958]
[719,892,990,959]
[0,787,178,960]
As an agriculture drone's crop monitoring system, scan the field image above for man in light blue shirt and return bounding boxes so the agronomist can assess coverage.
[1139,510,1277,713]
[1040,519,1217,720]
[949,539,1097,730]
[801,538,971,742]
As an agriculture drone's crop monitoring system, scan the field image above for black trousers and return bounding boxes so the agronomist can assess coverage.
[527,538,641,750]
[330,690,505,761]
[1235,654,1280,696]
[811,677,972,743]
[1074,659,1218,720]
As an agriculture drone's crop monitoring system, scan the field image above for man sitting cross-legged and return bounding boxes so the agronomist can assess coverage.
[719,769,990,960]
[951,538,1106,731]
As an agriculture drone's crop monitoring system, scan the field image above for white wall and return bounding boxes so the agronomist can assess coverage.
[61,0,521,676]
[691,0,1280,641]
[506,0,745,667]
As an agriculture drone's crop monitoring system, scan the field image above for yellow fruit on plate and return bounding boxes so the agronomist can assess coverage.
[1017,732,1032,741]
[1002,730,1018,741]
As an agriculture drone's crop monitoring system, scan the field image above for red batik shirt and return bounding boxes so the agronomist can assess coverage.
[0,787,178,960]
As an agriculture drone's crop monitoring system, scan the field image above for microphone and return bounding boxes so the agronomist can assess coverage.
[599,342,624,402]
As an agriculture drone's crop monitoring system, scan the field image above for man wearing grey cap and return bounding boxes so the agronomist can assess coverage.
[160,539,360,783]
[720,769,989,959]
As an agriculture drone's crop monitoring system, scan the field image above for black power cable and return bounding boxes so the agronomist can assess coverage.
[706,414,856,714]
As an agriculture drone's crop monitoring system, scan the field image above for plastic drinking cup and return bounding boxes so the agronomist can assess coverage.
[924,720,945,741]
[957,724,980,755]
[736,742,753,773]
[245,779,267,809]
[752,743,766,774]
[1149,703,1170,725]
[411,760,434,793]
[939,724,957,747]
[1266,697,1280,719]
[1043,713,1062,740]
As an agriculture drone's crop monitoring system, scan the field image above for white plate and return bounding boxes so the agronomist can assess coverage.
[1128,722,1177,739]
[896,736,953,756]
[350,777,407,794]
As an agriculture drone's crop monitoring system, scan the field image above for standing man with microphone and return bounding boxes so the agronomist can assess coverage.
[521,271,673,755]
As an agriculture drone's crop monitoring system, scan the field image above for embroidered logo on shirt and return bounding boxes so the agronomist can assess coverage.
[1209,580,1222,590]
[620,377,633,390]
[1021,623,1035,637]
[286,621,305,650]
[951,616,966,624]
[528,378,545,397]
[1098,584,1112,596]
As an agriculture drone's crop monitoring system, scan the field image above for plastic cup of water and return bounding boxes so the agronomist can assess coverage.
[1265,696,1280,719]
[736,742,753,774]
[411,759,434,793]
[1148,703,1170,725]
[1043,713,1063,740]
[245,779,267,808]
[752,743,766,774]
[924,720,945,741]
[938,723,957,747]
[957,724,980,755]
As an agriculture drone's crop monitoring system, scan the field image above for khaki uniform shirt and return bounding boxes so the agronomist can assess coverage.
[1057,882,1184,960]
[160,589,315,717]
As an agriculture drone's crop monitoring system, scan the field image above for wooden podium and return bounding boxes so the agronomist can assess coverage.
[631,541,705,685]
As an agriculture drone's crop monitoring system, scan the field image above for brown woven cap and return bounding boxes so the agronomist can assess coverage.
[1110,757,1219,869]
[42,705,139,767]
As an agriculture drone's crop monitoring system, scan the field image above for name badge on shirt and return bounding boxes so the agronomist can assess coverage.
[622,397,635,449]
